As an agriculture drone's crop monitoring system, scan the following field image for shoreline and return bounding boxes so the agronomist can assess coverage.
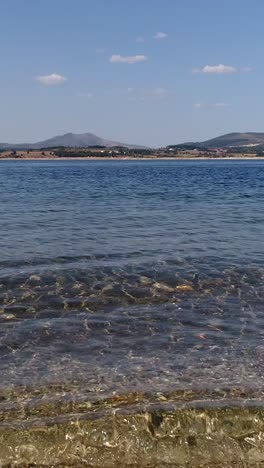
[1,156,264,161]
[1,389,264,467]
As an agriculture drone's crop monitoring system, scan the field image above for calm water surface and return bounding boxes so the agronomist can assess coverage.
[0,159,264,402]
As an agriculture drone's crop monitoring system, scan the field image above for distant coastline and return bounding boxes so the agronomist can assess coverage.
[0,146,264,161]
[1,156,264,161]
[2,131,264,160]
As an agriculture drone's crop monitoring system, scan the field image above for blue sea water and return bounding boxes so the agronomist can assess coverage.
[0,159,264,398]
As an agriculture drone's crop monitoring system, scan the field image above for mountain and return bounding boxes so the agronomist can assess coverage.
[200,132,264,148]
[0,132,147,150]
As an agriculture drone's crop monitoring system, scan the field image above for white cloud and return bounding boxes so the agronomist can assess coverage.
[153,32,167,39]
[77,92,93,99]
[110,54,147,64]
[214,101,229,107]
[201,64,237,74]
[193,64,252,74]
[126,87,169,101]
[37,73,67,85]
[136,36,144,43]
[194,101,229,109]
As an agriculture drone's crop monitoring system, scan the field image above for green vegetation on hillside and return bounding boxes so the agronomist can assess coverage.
[54,147,153,158]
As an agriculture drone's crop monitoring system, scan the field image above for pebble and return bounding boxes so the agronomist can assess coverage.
[29,275,41,282]
[176,285,193,292]
[153,282,175,292]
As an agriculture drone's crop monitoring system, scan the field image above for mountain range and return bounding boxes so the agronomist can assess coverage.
[189,132,264,149]
[1,131,264,151]
[0,132,147,150]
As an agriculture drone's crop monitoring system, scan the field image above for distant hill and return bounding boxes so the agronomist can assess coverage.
[200,132,264,148]
[167,132,264,150]
[0,132,147,150]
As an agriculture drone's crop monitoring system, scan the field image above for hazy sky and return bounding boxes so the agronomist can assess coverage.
[1,0,263,146]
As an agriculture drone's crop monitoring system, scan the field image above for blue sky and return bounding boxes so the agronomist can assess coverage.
[0,0,263,146]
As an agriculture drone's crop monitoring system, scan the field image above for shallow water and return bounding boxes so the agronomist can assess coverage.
[0,159,264,465]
